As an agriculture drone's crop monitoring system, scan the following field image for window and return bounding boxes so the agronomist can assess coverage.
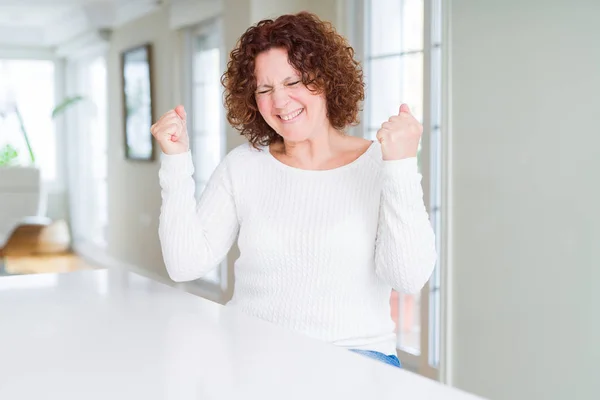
[67,55,108,250]
[184,19,226,289]
[363,0,443,377]
[0,59,56,182]
[427,0,443,370]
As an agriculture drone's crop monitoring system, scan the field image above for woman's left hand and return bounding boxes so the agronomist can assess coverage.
[376,103,423,160]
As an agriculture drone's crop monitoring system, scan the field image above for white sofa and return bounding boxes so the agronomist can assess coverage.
[0,166,50,249]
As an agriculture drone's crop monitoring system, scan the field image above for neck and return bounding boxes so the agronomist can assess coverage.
[275,125,345,169]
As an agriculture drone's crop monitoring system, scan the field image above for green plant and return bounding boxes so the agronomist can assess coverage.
[0,143,18,166]
[0,95,84,167]
[51,95,84,119]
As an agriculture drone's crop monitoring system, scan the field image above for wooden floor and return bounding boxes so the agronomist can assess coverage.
[1,223,96,276]
[2,253,95,275]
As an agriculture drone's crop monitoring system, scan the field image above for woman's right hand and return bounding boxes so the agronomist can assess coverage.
[151,105,189,155]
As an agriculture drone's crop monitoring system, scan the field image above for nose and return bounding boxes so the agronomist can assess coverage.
[271,87,290,109]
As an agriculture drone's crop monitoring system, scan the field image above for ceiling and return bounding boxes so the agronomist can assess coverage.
[0,0,162,47]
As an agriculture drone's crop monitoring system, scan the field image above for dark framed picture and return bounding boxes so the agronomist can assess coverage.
[121,43,155,161]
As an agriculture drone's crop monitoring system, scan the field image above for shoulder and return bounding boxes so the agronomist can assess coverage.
[227,142,267,158]
[222,142,268,166]
[339,136,381,167]
[220,142,272,186]
[358,139,383,168]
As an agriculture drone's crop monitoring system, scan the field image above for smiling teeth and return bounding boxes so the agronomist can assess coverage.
[280,109,303,121]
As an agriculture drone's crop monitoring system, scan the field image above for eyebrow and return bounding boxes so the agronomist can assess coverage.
[256,75,301,90]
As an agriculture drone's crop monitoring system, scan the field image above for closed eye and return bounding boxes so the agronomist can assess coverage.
[255,80,300,94]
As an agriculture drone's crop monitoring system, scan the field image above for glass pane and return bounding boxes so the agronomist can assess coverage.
[401,52,424,123]
[193,83,208,128]
[192,46,223,181]
[88,61,108,175]
[192,134,221,182]
[416,140,422,172]
[88,57,108,247]
[429,283,441,367]
[369,0,402,56]
[367,129,379,141]
[402,0,425,51]
[194,37,208,83]
[192,50,222,154]
[206,80,222,136]
[429,266,441,366]
[192,24,224,287]
[367,55,402,129]
[194,38,220,83]
[390,290,399,335]
[391,290,421,354]
[369,0,424,56]
[0,60,55,180]
[72,55,109,248]
[399,292,421,353]
[367,52,423,130]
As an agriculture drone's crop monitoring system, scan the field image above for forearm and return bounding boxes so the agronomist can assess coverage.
[375,158,437,293]
[159,152,239,282]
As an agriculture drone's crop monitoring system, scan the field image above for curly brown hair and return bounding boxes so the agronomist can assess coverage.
[221,11,365,148]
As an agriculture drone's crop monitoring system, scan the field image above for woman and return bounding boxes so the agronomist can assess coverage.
[151,12,437,368]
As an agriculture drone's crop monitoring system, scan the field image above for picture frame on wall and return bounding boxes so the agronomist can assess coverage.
[121,43,155,161]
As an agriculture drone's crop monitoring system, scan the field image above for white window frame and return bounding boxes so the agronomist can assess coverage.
[437,0,451,385]
[356,0,447,380]
[181,18,229,302]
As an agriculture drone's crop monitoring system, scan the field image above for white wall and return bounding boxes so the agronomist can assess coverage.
[105,6,177,279]
[448,1,599,399]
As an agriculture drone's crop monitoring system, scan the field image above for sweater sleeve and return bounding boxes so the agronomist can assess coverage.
[158,150,239,282]
[374,157,438,293]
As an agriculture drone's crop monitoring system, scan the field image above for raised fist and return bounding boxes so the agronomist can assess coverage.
[151,105,189,155]
[376,103,423,161]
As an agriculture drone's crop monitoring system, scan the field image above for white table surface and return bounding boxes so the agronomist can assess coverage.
[0,269,483,400]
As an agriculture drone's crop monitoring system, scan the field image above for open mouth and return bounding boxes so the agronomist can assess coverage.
[278,108,304,121]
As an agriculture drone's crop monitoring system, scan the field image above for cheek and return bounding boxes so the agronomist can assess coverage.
[298,89,325,109]
[256,97,271,118]
[303,94,326,115]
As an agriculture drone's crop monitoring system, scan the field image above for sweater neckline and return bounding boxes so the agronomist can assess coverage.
[262,141,378,174]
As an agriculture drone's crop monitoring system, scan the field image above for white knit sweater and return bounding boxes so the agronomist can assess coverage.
[158,141,437,355]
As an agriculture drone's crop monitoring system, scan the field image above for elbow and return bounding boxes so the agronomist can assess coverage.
[166,268,196,283]
[159,233,205,283]
[163,254,221,283]
[400,284,422,295]
[167,271,195,283]
[378,248,438,294]
[402,250,438,294]
[400,269,431,294]
[163,257,203,283]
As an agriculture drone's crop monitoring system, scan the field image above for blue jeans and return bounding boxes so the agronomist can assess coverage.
[350,349,402,368]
